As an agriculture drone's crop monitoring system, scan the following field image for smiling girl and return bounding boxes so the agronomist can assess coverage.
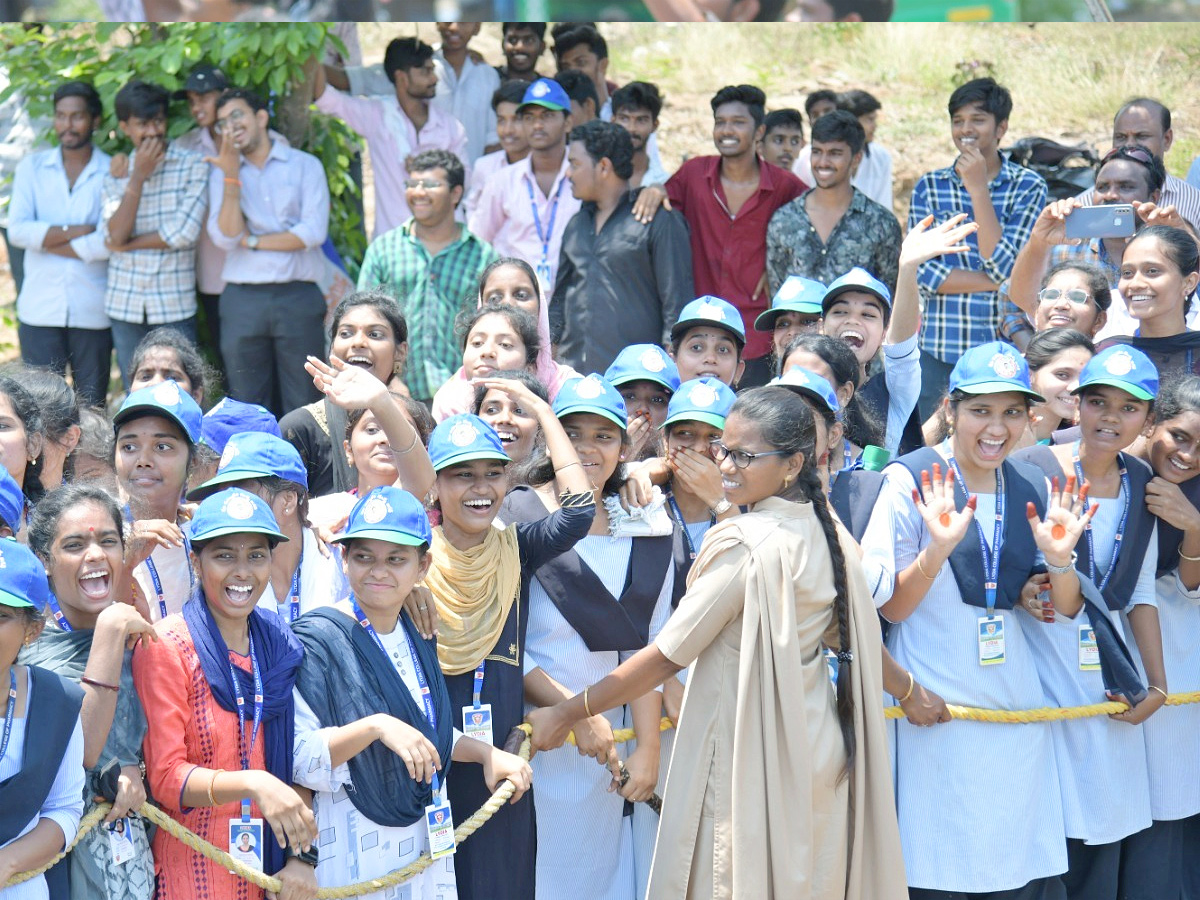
[290,486,531,900]
[1014,345,1166,899]
[0,375,47,524]
[431,259,581,422]
[472,370,549,470]
[280,291,409,497]
[423,384,594,900]
[132,488,316,900]
[1023,329,1094,445]
[23,485,157,900]
[862,341,1098,899]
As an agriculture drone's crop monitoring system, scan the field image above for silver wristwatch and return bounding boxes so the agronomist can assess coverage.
[709,498,733,517]
[245,234,260,250]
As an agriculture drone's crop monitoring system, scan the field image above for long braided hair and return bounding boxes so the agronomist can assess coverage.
[730,388,856,771]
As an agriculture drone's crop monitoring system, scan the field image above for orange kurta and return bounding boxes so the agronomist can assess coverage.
[132,615,268,900]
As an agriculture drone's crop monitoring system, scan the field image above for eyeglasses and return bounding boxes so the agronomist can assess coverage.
[404,179,448,190]
[710,440,792,469]
[1037,287,1093,306]
[214,108,247,135]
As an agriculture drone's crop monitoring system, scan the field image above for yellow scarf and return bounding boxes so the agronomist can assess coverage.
[424,524,522,675]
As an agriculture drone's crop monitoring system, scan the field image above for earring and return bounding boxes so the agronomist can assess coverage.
[783,476,793,490]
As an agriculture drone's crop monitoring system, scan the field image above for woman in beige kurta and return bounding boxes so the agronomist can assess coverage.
[526,387,907,900]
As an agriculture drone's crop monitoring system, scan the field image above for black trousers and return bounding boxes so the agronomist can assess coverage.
[910,876,1068,900]
[1118,815,1200,900]
[219,280,325,418]
[1064,837,1119,900]
[18,322,112,408]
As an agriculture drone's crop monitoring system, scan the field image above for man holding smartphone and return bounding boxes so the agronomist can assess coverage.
[1001,146,1199,346]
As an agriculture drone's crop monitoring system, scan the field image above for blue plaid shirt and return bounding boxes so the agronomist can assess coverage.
[908,158,1048,362]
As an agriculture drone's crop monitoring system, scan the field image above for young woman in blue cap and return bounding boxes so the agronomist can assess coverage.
[738,275,826,389]
[526,387,907,900]
[23,484,159,900]
[603,344,680,462]
[289,485,532,900]
[502,374,675,900]
[1013,344,1166,899]
[113,381,204,623]
[1120,373,1200,898]
[422,379,594,900]
[0,541,86,900]
[861,341,1101,899]
[668,296,746,388]
[133,488,317,900]
[188,433,348,624]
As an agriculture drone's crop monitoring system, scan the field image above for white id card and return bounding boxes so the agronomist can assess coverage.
[425,798,456,860]
[1078,623,1101,671]
[107,818,135,865]
[228,819,264,873]
[462,703,494,746]
[977,615,1006,666]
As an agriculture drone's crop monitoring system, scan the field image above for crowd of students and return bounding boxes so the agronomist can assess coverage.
[0,17,1199,900]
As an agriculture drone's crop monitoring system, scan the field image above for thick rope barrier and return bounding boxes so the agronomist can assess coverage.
[9,693,1200,893]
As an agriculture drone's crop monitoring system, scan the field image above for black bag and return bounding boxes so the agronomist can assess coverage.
[1005,137,1101,200]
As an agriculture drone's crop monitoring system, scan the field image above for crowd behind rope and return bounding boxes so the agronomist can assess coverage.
[3,17,1200,900]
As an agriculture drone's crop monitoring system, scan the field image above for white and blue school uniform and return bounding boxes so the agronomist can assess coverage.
[522,533,674,900]
[255,528,349,622]
[861,461,1069,893]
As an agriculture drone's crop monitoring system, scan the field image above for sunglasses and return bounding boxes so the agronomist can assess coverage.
[1037,287,1093,306]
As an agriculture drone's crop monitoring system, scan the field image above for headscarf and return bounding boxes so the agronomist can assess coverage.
[291,607,454,826]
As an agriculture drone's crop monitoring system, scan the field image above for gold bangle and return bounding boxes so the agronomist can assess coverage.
[898,671,915,703]
[915,552,939,581]
[583,686,594,719]
[207,768,225,807]
[1149,685,1169,701]
[1179,547,1200,562]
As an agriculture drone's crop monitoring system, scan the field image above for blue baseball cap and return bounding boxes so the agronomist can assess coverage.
[334,486,432,548]
[662,377,737,431]
[0,468,24,534]
[949,341,1045,402]
[670,296,747,346]
[113,381,202,445]
[552,375,627,430]
[200,398,281,454]
[821,267,893,317]
[429,414,511,473]
[1073,345,1159,402]
[754,276,826,331]
[771,366,842,417]
[187,433,310,501]
[0,541,50,610]
[518,77,570,114]
[188,487,289,545]
[604,345,681,393]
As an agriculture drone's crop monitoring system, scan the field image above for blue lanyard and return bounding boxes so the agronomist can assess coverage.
[666,493,712,562]
[1072,442,1131,592]
[472,661,485,709]
[46,593,72,632]
[0,668,16,763]
[229,635,263,820]
[286,547,303,623]
[943,446,1005,616]
[350,597,437,731]
[144,538,195,621]
[525,172,565,283]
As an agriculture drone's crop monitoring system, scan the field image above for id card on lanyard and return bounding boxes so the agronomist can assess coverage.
[462,660,493,747]
[285,547,304,624]
[228,636,265,873]
[145,536,195,623]
[526,173,565,288]
[352,598,457,859]
[944,446,1007,666]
